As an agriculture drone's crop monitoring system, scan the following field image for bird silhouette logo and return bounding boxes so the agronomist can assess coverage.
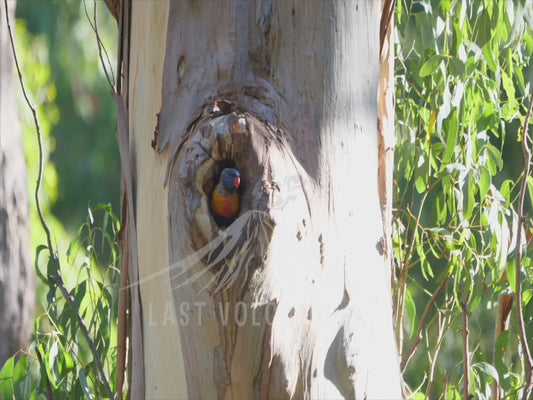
[125,173,306,295]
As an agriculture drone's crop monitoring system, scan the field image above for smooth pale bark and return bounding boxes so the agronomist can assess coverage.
[121,1,402,398]
[0,0,34,366]
[122,2,186,398]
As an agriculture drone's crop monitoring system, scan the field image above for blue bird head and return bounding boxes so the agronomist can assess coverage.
[220,168,241,191]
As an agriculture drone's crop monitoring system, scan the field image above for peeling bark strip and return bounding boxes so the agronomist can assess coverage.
[113,93,145,398]
[378,0,397,286]
[124,0,403,398]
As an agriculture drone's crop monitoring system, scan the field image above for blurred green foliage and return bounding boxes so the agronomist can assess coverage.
[394,0,533,398]
[12,0,120,336]
[0,1,122,398]
[0,204,121,399]
[16,0,120,231]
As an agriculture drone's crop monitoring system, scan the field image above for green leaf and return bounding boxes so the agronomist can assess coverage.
[436,192,447,224]
[476,10,492,48]
[492,2,505,43]
[463,171,476,220]
[449,57,465,77]
[57,341,75,377]
[411,393,426,400]
[527,176,533,211]
[479,166,491,203]
[442,112,458,163]
[473,362,499,383]
[451,81,465,107]
[482,42,498,72]
[494,331,511,392]
[506,259,517,293]
[524,33,533,56]
[484,144,503,174]
[501,70,519,120]
[73,281,88,311]
[405,289,417,338]
[523,289,533,306]
[446,385,461,400]
[440,0,452,14]
[500,179,513,204]
[79,369,94,400]
[422,257,434,280]
[419,55,444,78]
[513,63,526,96]
[34,245,50,285]
[12,355,29,400]
[46,340,59,388]
[0,354,15,399]
[414,159,429,194]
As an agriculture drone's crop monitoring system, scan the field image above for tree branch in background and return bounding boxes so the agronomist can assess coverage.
[83,0,116,90]
[3,1,114,398]
[492,272,513,400]
[425,298,455,397]
[516,83,533,400]
[461,296,471,400]
[401,274,449,372]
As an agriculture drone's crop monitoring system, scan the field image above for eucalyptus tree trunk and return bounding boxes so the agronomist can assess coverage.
[0,0,34,366]
[112,0,402,398]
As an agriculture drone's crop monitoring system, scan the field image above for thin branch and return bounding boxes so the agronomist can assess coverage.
[83,0,116,90]
[401,274,449,372]
[492,273,514,400]
[395,189,431,355]
[516,83,533,400]
[461,297,471,400]
[425,298,455,397]
[116,193,129,398]
[3,2,114,398]
[113,1,130,395]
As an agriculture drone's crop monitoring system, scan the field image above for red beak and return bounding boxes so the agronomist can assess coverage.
[234,177,241,188]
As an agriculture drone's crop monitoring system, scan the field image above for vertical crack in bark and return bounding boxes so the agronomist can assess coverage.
[259,300,277,399]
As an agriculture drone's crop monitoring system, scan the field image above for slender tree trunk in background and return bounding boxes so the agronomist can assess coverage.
[0,0,34,366]
[111,0,402,398]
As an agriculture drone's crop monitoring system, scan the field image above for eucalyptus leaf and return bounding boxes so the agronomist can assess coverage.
[479,166,491,203]
[419,55,444,78]
[472,362,499,383]
[476,9,492,48]
[0,354,15,399]
[405,289,417,338]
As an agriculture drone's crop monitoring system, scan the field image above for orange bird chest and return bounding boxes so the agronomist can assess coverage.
[211,186,240,218]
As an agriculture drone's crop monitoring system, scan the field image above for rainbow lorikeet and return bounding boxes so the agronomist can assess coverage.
[211,168,241,227]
